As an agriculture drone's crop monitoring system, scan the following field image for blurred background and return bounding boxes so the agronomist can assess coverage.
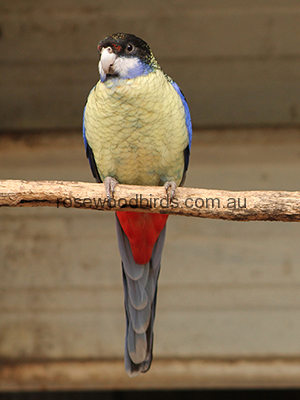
[2,0,300,395]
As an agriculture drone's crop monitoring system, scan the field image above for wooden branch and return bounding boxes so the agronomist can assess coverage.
[1,179,300,222]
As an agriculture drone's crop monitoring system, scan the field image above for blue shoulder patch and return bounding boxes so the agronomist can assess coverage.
[82,106,87,150]
[170,81,192,174]
[170,81,192,151]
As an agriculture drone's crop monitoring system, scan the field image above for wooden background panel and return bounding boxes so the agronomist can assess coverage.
[2,1,300,60]
[2,1,300,128]
[0,9,294,61]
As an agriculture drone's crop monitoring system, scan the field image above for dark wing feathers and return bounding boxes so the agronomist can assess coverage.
[83,106,103,183]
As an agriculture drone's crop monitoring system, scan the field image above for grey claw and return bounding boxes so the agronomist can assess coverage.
[104,177,119,199]
[164,181,177,200]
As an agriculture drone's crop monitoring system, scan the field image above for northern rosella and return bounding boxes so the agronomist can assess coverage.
[83,33,192,377]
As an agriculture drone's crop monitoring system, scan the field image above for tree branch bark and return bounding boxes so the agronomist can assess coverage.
[0,179,300,222]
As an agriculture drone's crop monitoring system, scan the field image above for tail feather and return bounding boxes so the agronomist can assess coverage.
[128,296,151,334]
[127,319,147,364]
[126,265,149,309]
[116,215,166,377]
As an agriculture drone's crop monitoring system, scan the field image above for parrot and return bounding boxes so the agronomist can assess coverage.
[83,33,192,377]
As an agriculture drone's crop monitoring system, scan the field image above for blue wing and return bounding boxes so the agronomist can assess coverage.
[83,106,102,183]
[171,80,193,178]
[171,81,192,150]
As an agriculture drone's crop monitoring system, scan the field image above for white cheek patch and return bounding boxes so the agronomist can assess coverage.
[113,57,144,79]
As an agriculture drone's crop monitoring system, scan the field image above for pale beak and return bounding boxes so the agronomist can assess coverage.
[99,47,117,82]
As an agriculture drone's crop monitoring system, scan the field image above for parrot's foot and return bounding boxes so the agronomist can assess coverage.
[164,181,177,200]
[104,177,119,199]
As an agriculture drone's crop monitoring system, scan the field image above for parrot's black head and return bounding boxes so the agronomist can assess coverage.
[97,33,159,82]
[98,33,153,62]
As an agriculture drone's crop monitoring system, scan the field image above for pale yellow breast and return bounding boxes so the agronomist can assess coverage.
[84,69,189,186]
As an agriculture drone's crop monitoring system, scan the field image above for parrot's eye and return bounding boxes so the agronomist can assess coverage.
[126,43,135,53]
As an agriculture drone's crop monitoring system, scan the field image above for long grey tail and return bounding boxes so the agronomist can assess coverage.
[115,216,166,377]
